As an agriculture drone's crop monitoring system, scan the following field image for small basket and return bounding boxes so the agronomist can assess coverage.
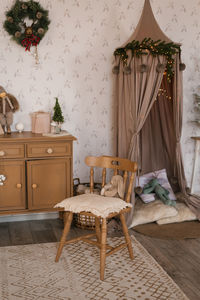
[73,178,101,230]
[73,214,96,230]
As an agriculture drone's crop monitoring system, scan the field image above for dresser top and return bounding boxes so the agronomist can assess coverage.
[191,137,200,141]
[0,131,77,142]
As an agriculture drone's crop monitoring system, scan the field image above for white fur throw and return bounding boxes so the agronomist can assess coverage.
[54,194,132,218]
[157,202,197,225]
[129,199,178,228]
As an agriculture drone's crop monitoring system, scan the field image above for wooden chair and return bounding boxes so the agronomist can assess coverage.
[55,156,137,280]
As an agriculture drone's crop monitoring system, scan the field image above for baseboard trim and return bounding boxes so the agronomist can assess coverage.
[0,212,59,223]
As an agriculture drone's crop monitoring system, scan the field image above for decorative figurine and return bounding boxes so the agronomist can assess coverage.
[15,122,24,133]
[0,86,19,134]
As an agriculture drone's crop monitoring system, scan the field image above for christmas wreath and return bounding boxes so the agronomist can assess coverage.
[4,0,50,51]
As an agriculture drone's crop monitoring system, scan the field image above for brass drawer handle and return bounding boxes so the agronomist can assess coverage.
[32,184,37,189]
[16,183,22,189]
[0,150,5,156]
[47,148,53,154]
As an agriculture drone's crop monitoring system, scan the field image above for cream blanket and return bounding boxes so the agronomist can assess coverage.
[54,194,132,218]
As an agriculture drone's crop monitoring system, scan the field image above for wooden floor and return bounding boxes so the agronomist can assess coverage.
[0,219,199,300]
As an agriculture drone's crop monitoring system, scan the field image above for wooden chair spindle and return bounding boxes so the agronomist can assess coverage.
[90,167,94,193]
[102,168,106,187]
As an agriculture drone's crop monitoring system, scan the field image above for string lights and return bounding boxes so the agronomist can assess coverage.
[114,38,180,82]
[156,88,172,100]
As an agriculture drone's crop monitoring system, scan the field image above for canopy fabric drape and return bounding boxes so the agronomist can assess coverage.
[140,77,176,180]
[117,53,167,162]
[114,0,200,225]
[114,52,200,224]
[116,53,167,226]
[172,55,187,192]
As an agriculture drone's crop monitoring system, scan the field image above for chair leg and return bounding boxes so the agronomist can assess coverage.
[119,213,134,260]
[55,212,73,262]
[95,217,101,242]
[100,218,107,280]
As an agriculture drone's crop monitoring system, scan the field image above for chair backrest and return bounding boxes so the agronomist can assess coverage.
[85,156,138,203]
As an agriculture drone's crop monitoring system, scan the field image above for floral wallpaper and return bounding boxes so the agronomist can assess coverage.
[0,0,200,192]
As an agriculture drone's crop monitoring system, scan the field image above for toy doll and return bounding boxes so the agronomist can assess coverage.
[0,86,19,134]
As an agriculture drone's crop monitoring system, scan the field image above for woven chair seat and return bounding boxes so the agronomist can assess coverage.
[55,194,132,218]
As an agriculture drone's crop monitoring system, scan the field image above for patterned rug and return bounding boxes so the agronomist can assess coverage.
[0,236,188,300]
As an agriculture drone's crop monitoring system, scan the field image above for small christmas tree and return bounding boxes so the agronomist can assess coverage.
[52,97,64,123]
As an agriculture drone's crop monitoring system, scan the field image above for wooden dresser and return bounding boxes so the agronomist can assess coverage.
[0,131,76,215]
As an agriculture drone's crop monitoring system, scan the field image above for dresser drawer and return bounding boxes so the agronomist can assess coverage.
[0,144,25,159]
[27,142,72,158]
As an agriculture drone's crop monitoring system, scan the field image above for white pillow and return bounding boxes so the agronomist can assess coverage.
[137,169,176,203]
[129,199,178,228]
[157,202,197,225]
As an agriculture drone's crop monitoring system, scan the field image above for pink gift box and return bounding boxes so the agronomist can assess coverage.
[31,112,50,134]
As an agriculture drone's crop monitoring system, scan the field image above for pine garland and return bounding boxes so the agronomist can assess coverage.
[4,0,50,48]
[114,38,181,81]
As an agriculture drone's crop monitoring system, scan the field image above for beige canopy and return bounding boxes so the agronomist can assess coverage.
[124,0,173,44]
[114,0,200,226]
